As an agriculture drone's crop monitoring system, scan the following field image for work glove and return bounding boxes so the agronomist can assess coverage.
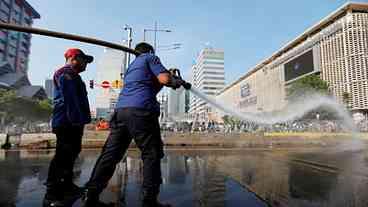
[182,81,191,90]
[168,76,182,90]
[167,68,191,90]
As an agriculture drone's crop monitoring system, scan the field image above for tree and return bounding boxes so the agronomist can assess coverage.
[222,115,242,131]
[287,74,329,101]
[0,89,52,127]
[286,75,334,120]
[0,89,18,126]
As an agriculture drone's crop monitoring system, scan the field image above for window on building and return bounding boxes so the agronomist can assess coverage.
[8,45,16,55]
[21,40,28,48]
[0,10,8,22]
[22,32,30,40]
[24,17,32,25]
[2,0,10,10]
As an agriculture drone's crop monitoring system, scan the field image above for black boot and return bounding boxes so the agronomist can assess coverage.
[82,189,114,207]
[43,188,64,207]
[43,198,65,207]
[142,198,172,207]
[65,183,85,196]
[142,190,171,207]
[83,199,114,207]
[63,183,85,204]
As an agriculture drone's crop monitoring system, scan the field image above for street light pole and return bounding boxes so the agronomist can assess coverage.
[124,25,133,76]
[142,22,171,51]
[154,21,157,51]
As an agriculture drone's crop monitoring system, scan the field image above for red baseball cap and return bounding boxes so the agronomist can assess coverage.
[64,48,94,63]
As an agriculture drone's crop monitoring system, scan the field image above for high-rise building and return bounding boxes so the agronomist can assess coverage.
[217,2,368,121]
[0,0,46,100]
[44,79,53,99]
[0,0,40,74]
[184,90,190,113]
[158,91,168,122]
[168,87,186,118]
[189,48,225,122]
[95,48,126,119]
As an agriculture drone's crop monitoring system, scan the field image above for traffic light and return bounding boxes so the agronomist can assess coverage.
[112,80,119,89]
[112,80,123,89]
[89,80,94,89]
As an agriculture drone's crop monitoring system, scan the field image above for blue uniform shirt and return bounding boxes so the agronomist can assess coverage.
[116,53,168,112]
[51,65,91,128]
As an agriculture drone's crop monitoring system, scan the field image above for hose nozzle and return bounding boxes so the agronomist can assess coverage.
[168,68,192,90]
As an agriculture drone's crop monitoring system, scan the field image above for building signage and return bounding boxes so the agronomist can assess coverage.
[240,83,251,98]
[239,82,257,108]
[239,96,257,108]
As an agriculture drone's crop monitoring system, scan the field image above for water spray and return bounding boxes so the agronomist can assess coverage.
[188,86,363,151]
[190,87,354,128]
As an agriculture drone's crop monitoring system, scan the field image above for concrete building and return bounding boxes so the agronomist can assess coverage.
[0,0,45,99]
[158,91,168,122]
[189,48,225,122]
[168,87,186,118]
[217,2,368,120]
[0,0,40,73]
[95,48,126,119]
[44,79,53,99]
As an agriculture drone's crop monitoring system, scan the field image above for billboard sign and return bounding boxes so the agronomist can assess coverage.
[284,50,314,82]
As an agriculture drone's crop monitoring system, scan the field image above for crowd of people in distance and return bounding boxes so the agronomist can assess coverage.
[161,119,368,134]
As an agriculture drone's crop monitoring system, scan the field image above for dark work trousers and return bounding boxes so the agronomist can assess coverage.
[46,125,84,195]
[86,107,164,199]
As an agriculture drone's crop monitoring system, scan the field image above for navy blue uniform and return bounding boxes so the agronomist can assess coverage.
[52,64,91,127]
[46,64,91,199]
[86,53,168,201]
[116,53,167,112]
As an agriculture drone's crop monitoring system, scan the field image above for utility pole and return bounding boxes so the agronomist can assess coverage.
[154,21,157,51]
[143,22,171,51]
[124,25,133,72]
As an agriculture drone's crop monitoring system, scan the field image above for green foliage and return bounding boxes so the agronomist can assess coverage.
[222,115,241,128]
[222,115,230,125]
[38,99,53,115]
[286,75,340,120]
[0,89,52,123]
[287,74,329,101]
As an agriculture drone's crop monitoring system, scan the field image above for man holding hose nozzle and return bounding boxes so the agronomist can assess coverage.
[84,42,191,207]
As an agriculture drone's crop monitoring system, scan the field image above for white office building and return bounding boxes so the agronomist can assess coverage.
[95,48,126,119]
[168,87,186,119]
[189,48,225,121]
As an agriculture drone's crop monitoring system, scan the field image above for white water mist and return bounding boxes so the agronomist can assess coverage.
[189,87,364,150]
[191,88,351,126]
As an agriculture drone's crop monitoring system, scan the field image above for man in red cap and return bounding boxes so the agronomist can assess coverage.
[43,48,93,207]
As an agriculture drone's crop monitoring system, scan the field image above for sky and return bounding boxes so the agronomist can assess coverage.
[25,0,367,107]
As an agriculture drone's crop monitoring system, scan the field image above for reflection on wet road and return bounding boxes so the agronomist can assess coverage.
[0,149,267,207]
[0,148,368,206]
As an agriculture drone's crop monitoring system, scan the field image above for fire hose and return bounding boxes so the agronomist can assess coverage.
[0,22,191,89]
